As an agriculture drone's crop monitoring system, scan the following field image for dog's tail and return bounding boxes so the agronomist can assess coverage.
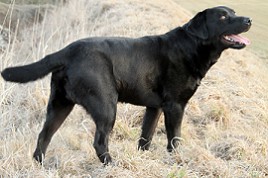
[1,51,66,83]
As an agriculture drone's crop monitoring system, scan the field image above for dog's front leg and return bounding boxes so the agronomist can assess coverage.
[138,107,162,150]
[162,102,185,152]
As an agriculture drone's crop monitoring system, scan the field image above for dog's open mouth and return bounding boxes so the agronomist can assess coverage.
[221,34,250,49]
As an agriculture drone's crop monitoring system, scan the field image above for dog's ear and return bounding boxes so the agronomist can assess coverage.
[184,10,209,40]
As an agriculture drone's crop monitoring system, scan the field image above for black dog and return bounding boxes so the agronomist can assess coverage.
[1,6,251,164]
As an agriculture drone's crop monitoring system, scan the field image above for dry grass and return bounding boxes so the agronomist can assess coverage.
[0,0,268,177]
[0,2,54,32]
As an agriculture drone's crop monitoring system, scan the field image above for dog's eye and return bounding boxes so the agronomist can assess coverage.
[220,15,226,20]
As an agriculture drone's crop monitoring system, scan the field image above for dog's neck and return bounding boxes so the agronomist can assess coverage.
[191,42,223,78]
[161,27,225,79]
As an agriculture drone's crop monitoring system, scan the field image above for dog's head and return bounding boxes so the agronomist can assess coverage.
[184,6,252,49]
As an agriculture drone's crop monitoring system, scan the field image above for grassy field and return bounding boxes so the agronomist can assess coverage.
[0,0,268,177]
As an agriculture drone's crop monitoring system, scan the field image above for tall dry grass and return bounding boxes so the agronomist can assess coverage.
[0,0,268,177]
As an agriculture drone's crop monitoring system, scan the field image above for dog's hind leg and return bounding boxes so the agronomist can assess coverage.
[33,78,74,164]
[73,72,118,164]
[82,93,117,165]
[93,106,117,165]
[138,107,162,150]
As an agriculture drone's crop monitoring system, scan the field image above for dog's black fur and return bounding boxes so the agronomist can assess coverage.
[1,6,251,164]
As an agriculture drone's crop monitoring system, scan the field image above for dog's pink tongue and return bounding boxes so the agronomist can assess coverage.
[229,34,250,45]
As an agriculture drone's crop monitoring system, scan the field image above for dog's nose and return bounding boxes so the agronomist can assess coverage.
[244,17,252,25]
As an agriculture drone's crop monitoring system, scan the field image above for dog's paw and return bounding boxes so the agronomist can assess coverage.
[138,137,151,151]
[33,150,45,164]
[99,152,112,165]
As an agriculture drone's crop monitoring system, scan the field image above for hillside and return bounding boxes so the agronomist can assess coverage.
[0,0,268,177]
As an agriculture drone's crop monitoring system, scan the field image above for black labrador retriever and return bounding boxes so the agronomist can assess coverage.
[1,6,251,164]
